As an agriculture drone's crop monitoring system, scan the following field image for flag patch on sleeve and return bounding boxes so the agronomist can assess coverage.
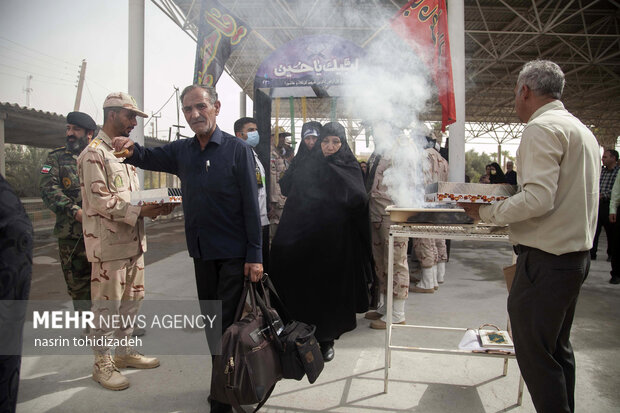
[41,165,52,174]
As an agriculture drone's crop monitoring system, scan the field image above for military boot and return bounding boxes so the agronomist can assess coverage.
[92,351,130,391]
[114,346,160,369]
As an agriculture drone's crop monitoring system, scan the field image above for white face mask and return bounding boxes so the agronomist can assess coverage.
[246,130,260,147]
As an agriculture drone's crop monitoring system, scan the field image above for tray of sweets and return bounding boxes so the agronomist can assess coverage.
[425,182,516,204]
[130,188,182,205]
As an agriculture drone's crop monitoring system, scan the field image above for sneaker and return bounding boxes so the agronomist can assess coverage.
[610,277,620,285]
[410,286,434,293]
[92,353,130,391]
[369,319,406,329]
[114,347,160,369]
[364,311,382,320]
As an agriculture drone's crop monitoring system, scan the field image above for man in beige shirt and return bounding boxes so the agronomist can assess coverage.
[461,60,599,413]
[78,92,173,391]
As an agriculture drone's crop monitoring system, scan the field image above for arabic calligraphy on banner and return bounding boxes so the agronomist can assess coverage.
[255,35,365,89]
[273,57,359,78]
[391,0,456,131]
[193,0,249,86]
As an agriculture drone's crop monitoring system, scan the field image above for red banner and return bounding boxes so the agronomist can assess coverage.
[391,0,456,131]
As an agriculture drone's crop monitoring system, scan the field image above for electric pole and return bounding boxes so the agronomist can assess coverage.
[151,112,161,139]
[172,86,184,140]
[24,75,33,107]
[74,59,87,111]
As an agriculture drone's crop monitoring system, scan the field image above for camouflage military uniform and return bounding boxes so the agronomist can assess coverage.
[40,146,91,311]
[269,143,289,242]
[413,148,449,268]
[78,131,146,350]
[369,155,409,299]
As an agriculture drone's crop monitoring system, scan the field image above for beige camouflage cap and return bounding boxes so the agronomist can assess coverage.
[103,92,148,118]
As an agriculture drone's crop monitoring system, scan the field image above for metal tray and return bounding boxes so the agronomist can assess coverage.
[385,205,474,224]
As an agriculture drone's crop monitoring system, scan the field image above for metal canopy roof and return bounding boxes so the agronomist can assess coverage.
[154,0,620,146]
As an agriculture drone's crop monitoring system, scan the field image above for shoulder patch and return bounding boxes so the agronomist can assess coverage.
[41,164,52,174]
[89,139,102,148]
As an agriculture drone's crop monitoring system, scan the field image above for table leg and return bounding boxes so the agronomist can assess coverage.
[384,229,395,393]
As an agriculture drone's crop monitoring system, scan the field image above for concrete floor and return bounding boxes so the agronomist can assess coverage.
[17,219,620,412]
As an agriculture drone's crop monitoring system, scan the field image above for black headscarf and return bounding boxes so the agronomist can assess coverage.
[489,162,507,184]
[270,122,375,342]
[279,121,322,197]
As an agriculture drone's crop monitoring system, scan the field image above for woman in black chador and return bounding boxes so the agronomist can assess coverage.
[278,120,322,197]
[489,162,508,184]
[270,122,374,362]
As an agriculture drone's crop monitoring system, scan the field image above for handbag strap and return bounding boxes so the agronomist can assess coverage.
[233,279,258,322]
[260,274,294,321]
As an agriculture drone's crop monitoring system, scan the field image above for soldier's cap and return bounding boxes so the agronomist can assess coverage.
[66,111,97,131]
[103,92,148,118]
[271,126,290,137]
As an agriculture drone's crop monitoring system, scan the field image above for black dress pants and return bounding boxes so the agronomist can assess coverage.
[591,199,613,258]
[193,257,245,413]
[508,247,589,413]
[610,219,620,279]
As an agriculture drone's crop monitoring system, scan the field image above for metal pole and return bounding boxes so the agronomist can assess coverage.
[129,0,145,186]
[74,60,87,111]
[240,91,246,117]
[448,0,465,182]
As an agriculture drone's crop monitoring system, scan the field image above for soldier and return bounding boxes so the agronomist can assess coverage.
[78,92,173,391]
[411,135,449,293]
[364,151,410,329]
[269,126,291,242]
[40,111,96,314]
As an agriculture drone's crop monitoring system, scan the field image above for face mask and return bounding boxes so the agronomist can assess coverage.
[246,130,260,147]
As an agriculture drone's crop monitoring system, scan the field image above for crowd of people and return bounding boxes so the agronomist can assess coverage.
[0,59,610,413]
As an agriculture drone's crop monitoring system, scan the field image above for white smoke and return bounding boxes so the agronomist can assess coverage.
[342,30,434,207]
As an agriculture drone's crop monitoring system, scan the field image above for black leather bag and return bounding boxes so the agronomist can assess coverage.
[258,276,324,384]
[210,281,282,413]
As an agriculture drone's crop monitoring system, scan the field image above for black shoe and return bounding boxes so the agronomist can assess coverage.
[320,343,335,362]
[610,277,620,284]
[132,327,146,337]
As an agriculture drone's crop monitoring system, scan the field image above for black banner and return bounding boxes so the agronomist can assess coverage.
[193,0,250,86]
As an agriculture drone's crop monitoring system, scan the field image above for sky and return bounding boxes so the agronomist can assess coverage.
[0,0,515,158]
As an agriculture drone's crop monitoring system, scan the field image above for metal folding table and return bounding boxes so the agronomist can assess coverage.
[384,223,524,405]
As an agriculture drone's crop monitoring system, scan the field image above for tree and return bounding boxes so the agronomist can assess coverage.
[4,144,50,197]
[491,151,515,172]
[465,149,493,183]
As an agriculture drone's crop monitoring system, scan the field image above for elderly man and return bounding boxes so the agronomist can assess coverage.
[40,111,96,314]
[112,85,262,413]
[461,60,599,413]
[505,160,517,185]
[78,93,170,391]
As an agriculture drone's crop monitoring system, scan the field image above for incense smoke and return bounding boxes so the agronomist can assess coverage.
[343,29,435,207]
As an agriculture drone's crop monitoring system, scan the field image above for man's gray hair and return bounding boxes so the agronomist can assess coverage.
[180,85,218,104]
[516,60,565,99]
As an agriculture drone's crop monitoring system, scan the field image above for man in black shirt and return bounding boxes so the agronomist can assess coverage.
[505,160,517,185]
[112,85,262,413]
